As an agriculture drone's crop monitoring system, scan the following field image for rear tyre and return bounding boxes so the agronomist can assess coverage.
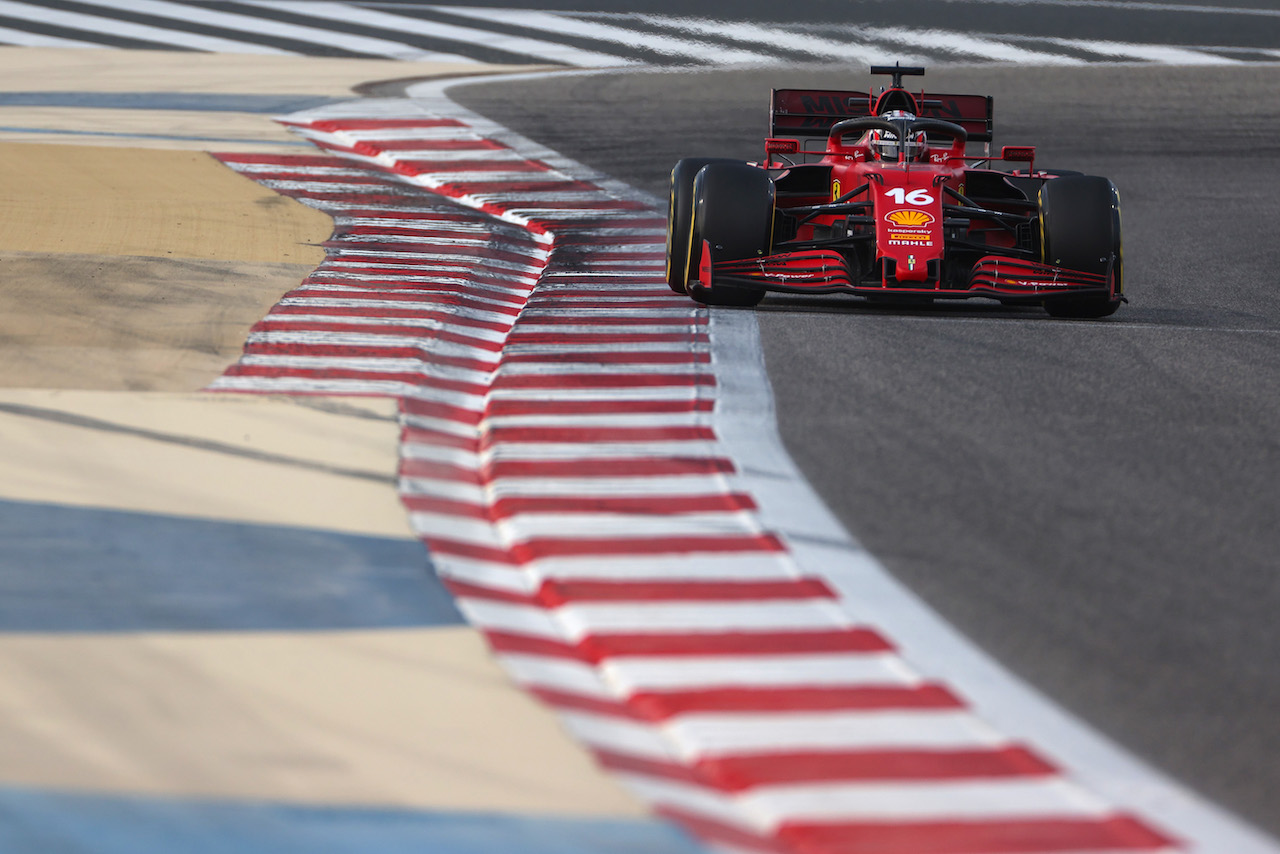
[666,158,742,294]
[1039,175,1123,319]
[687,162,773,308]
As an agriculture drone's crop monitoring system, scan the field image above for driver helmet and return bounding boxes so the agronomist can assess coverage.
[873,110,928,162]
[867,128,897,162]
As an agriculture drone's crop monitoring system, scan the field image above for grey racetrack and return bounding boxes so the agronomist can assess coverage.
[452,62,1280,836]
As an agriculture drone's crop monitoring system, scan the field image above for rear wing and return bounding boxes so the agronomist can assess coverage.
[770,88,995,161]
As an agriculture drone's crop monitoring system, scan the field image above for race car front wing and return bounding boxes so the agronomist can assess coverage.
[707,249,1114,301]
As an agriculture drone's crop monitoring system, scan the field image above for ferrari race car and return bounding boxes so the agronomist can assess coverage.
[666,65,1124,318]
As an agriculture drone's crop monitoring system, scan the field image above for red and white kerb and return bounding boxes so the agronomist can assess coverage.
[210,108,1181,854]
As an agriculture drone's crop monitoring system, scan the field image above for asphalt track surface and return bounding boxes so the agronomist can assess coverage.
[14,0,1280,65]
[366,0,1280,52]
[451,63,1280,837]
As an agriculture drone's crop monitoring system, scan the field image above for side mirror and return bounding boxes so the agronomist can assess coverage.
[764,137,799,167]
[1001,145,1036,167]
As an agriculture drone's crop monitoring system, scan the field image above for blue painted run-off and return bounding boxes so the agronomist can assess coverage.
[0,498,463,632]
[0,92,344,113]
[0,126,313,145]
[0,787,709,854]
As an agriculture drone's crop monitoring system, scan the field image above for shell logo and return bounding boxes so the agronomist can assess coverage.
[886,209,935,227]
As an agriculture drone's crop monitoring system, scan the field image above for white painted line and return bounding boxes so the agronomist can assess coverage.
[410,170,566,184]
[499,654,614,696]
[1043,36,1241,64]
[334,233,527,247]
[278,297,519,322]
[410,510,763,542]
[497,207,664,221]
[662,709,1000,754]
[207,376,422,395]
[621,774,1112,829]
[225,164,381,177]
[334,216,527,230]
[558,707,1000,758]
[347,150,532,164]
[596,653,916,691]
[498,323,699,336]
[324,253,546,274]
[402,441,726,463]
[456,599,850,638]
[482,389,709,402]
[305,276,537,297]
[637,16,928,67]
[257,180,418,193]
[252,314,493,337]
[401,474,745,498]
[495,362,708,376]
[237,356,493,381]
[454,599,564,638]
[0,25,102,48]
[242,0,636,66]
[296,127,487,143]
[857,24,1086,65]
[500,342,704,355]
[965,0,1280,18]
[558,711,676,760]
[72,0,482,60]
[244,331,503,359]
[0,0,293,54]
[427,552,804,590]
[543,601,851,635]
[433,6,782,65]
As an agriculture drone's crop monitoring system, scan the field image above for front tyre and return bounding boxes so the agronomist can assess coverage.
[666,158,742,295]
[1039,175,1123,319]
[686,161,773,308]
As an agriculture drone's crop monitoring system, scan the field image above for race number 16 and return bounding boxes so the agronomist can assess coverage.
[885,188,934,205]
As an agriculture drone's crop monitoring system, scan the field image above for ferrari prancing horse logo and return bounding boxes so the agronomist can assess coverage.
[831,179,841,202]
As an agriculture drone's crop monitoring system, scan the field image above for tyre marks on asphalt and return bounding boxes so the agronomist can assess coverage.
[0,0,1270,66]
[208,101,1188,854]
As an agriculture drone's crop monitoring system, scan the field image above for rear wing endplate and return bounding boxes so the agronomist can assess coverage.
[771,88,994,160]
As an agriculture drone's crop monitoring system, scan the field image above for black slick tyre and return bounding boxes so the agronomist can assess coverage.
[686,161,773,308]
[666,158,741,295]
[1039,175,1123,319]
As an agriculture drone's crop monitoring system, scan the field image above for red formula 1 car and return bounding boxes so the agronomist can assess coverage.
[666,65,1124,318]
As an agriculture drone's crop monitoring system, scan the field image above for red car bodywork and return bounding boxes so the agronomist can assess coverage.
[671,66,1122,317]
